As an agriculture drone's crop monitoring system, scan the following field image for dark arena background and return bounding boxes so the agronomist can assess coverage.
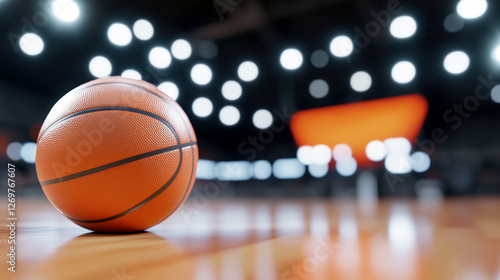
[1,0,500,279]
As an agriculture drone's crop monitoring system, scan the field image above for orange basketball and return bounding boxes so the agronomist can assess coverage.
[35,76,198,233]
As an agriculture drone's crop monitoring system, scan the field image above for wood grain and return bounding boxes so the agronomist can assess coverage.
[1,197,500,280]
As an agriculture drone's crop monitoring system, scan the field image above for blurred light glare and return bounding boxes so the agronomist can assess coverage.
[336,157,357,177]
[388,206,417,252]
[385,154,412,174]
[20,142,37,164]
[366,140,387,162]
[390,16,417,39]
[149,47,172,69]
[171,39,192,60]
[198,40,219,59]
[273,159,306,179]
[457,0,488,19]
[444,13,465,33]
[384,137,411,155]
[444,51,470,74]
[310,50,329,68]
[238,61,259,82]
[309,164,329,178]
[350,71,372,92]
[312,144,332,165]
[492,45,500,63]
[392,61,416,84]
[221,80,242,101]
[309,79,329,98]
[6,142,22,161]
[330,36,353,58]
[491,85,500,103]
[190,64,212,85]
[157,82,179,100]
[215,161,252,181]
[297,146,314,165]
[51,0,80,22]
[280,48,303,70]
[107,23,132,46]
[219,106,240,126]
[192,97,213,117]
[89,56,112,78]
[411,151,431,173]
[121,69,141,80]
[333,143,352,161]
[196,159,216,180]
[133,19,154,40]
[253,160,272,180]
[253,109,273,129]
[19,33,44,56]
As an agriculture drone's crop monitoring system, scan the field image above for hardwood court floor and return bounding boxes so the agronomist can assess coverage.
[1,197,500,280]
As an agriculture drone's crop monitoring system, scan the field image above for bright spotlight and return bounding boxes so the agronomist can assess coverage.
[149,47,172,69]
[89,56,112,78]
[253,109,273,129]
[411,151,431,173]
[309,79,329,98]
[190,64,212,85]
[20,142,37,164]
[390,16,417,39]
[133,19,154,40]
[237,61,259,82]
[391,61,416,84]
[312,144,332,165]
[107,23,132,47]
[51,0,80,23]
[329,36,353,58]
[121,69,141,80]
[336,158,357,177]
[19,33,44,56]
[444,51,470,74]
[492,45,500,63]
[192,97,213,117]
[384,137,411,155]
[222,80,242,101]
[350,71,372,92]
[457,0,488,20]
[385,154,412,174]
[297,146,314,165]
[366,140,386,162]
[280,48,303,70]
[171,39,192,60]
[157,82,179,100]
[219,106,240,126]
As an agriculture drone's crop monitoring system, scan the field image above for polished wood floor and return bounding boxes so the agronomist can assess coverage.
[2,197,500,280]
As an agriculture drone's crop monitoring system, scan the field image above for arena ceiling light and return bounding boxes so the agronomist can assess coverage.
[133,19,154,41]
[329,36,353,58]
[89,56,112,78]
[280,48,303,70]
[51,0,80,23]
[19,33,44,56]
[107,23,132,47]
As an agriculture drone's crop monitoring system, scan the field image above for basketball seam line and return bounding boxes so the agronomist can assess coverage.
[55,81,194,143]
[40,141,196,186]
[38,106,180,143]
[67,144,186,224]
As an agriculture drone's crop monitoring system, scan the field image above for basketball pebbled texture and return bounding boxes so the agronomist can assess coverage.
[35,76,198,233]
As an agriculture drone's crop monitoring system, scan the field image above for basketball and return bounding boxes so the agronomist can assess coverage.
[35,76,198,233]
